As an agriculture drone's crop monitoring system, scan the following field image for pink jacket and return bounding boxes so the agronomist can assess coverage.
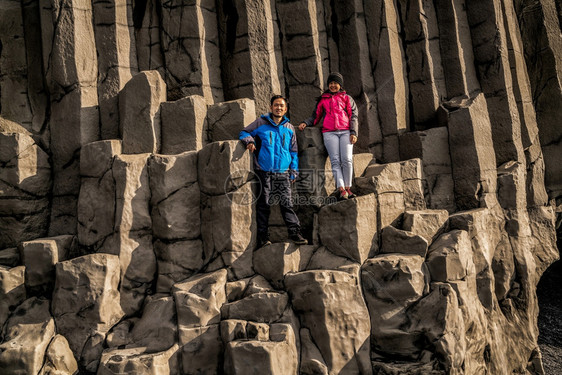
[304,91,358,135]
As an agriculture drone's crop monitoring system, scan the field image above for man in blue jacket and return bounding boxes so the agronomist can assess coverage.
[239,95,308,247]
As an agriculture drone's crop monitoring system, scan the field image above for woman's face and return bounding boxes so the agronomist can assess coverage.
[329,81,341,93]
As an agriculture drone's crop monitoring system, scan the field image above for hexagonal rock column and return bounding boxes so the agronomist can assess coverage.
[135,0,165,76]
[443,93,498,210]
[365,0,409,161]
[206,98,257,143]
[0,297,55,375]
[20,235,74,295]
[52,253,125,372]
[216,0,285,114]
[112,153,156,315]
[173,269,227,375]
[40,0,100,236]
[361,254,428,357]
[0,132,50,248]
[402,209,449,246]
[399,127,456,212]
[149,151,202,292]
[318,194,377,263]
[120,70,166,154]
[77,140,122,250]
[285,270,372,375]
[224,323,298,375]
[398,0,446,126]
[161,95,208,154]
[199,141,255,279]
[355,162,405,230]
[399,158,426,210]
[276,0,327,123]
[434,0,480,100]
[97,344,180,375]
[160,0,224,103]
[93,0,138,140]
[426,230,473,283]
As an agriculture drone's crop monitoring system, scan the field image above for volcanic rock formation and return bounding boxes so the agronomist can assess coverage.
[0,0,560,374]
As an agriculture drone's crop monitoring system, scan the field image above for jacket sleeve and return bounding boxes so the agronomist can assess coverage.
[303,99,324,127]
[239,118,261,145]
[346,94,359,136]
[289,127,299,179]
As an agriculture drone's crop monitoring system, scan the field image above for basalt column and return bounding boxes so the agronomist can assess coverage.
[333,0,382,158]
[160,0,224,103]
[217,0,285,114]
[93,0,138,140]
[365,0,409,162]
[41,0,100,236]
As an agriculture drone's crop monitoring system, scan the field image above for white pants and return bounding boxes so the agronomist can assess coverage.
[323,130,353,189]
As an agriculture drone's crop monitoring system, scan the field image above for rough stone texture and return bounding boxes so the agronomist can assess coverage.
[285,270,372,375]
[362,254,428,357]
[39,334,79,375]
[443,93,499,210]
[0,297,55,375]
[52,254,124,372]
[78,140,122,249]
[120,70,166,154]
[217,0,284,114]
[160,0,223,103]
[402,209,449,245]
[253,242,314,289]
[97,344,180,375]
[112,154,156,316]
[0,132,51,248]
[41,0,100,236]
[93,0,138,140]
[20,235,73,294]
[149,152,200,241]
[206,98,256,143]
[161,95,208,154]
[399,127,456,212]
[398,0,446,126]
[514,0,562,199]
[0,265,26,329]
[380,225,428,257]
[0,1,560,373]
[198,140,253,196]
[318,194,377,263]
[224,323,298,375]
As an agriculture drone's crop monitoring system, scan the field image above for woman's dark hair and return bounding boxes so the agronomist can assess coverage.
[270,95,288,106]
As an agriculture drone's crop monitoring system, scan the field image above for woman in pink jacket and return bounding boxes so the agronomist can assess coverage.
[299,72,359,200]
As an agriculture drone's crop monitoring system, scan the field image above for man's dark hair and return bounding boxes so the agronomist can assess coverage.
[270,95,288,106]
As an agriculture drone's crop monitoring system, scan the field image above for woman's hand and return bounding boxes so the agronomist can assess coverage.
[298,122,307,131]
[350,134,358,144]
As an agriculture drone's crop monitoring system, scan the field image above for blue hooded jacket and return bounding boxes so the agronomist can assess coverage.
[239,113,299,178]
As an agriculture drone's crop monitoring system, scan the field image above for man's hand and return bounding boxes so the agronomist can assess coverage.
[247,143,256,152]
[350,134,358,144]
[298,122,307,131]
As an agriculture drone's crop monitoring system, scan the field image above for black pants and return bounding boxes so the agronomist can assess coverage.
[256,171,300,235]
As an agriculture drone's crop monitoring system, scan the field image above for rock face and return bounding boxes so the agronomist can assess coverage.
[0,0,560,374]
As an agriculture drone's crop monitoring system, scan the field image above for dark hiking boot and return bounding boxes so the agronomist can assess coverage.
[289,232,308,245]
[257,233,272,248]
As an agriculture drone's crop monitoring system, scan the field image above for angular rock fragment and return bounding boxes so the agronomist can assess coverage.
[318,194,377,263]
[52,254,124,372]
[402,209,449,245]
[40,334,78,375]
[154,239,205,293]
[426,230,472,282]
[207,98,257,142]
[380,225,428,257]
[161,95,208,154]
[98,344,180,375]
[221,292,288,324]
[127,295,177,353]
[253,242,314,289]
[0,265,26,329]
[120,70,166,154]
[0,297,55,375]
[400,158,426,210]
[178,325,222,375]
[285,270,372,374]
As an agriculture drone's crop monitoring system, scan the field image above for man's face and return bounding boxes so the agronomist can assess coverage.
[270,98,288,118]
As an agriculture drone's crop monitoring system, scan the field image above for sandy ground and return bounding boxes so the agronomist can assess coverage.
[537,257,562,375]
